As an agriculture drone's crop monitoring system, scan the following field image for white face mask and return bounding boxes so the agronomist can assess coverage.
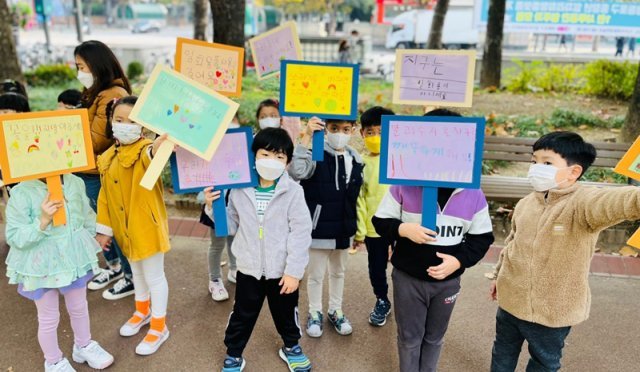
[258,117,280,130]
[228,122,240,129]
[255,158,286,181]
[326,132,351,150]
[528,164,569,192]
[77,70,94,89]
[112,123,142,145]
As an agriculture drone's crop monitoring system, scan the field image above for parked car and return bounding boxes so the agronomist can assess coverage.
[131,20,162,34]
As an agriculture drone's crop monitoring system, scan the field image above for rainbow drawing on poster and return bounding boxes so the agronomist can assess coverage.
[175,38,244,97]
[0,113,91,180]
[280,61,359,120]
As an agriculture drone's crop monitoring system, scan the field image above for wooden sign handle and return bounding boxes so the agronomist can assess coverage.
[140,140,175,191]
[46,175,67,226]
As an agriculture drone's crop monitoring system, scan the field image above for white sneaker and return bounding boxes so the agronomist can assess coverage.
[119,311,151,337]
[44,358,76,372]
[227,269,237,284]
[306,311,324,338]
[135,327,170,356]
[72,340,114,369]
[209,279,229,301]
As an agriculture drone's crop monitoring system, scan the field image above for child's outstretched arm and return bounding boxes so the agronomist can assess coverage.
[5,190,62,250]
[283,187,313,281]
[578,186,640,232]
[203,187,239,235]
[372,187,437,244]
[287,118,324,181]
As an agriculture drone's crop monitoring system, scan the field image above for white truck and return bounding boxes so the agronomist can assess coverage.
[385,8,479,50]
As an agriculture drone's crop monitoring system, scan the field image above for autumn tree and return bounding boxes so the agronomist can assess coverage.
[194,0,208,41]
[622,63,640,143]
[427,0,449,49]
[0,0,23,82]
[209,0,245,46]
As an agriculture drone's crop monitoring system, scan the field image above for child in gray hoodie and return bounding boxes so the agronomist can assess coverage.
[204,128,312,372]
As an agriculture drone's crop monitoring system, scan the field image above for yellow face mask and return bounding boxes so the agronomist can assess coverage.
[364,135,381,154]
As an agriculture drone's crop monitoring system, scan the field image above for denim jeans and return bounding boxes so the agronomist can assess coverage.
[76,173,132,278]
[491,307,571,372]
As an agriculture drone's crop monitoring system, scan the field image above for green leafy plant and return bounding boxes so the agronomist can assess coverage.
[581,60,637,100]
[504,60,545,93]
[127,61,144,81]
[24,64,77,87]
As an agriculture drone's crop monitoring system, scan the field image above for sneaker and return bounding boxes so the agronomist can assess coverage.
[305,311,323,338]
[135,327,170,356]
[221,355,246,372]
[44,358,76,372]
[369,298,392,327]
[278,345,311,372]
[328,309,353,335]
[120,311,151,337]
[72,340,114,369]
[209,279,229,301]
[88,267,123,290]
[102,277,134,300]
[227,269,237,284]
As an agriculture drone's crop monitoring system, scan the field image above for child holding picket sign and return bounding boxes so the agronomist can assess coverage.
[289,116,365,337]
[204,128,312,372]
[95,96,172,356]
[373,110,495,372]
[5,176,114,371]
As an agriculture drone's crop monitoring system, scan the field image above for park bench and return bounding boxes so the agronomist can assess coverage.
[480,136,630,202]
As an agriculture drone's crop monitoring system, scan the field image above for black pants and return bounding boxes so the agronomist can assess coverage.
[491,308,571,372]
[365,236,390,301]
[224,271,301,357]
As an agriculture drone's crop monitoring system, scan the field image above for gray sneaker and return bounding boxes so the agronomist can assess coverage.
[328,309,353,335]
[306,311,323,338]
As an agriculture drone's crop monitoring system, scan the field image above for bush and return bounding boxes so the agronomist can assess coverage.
[505,60,583,94]
[581,60,637,100]
[24,64,76,87]
[127,61,144,81]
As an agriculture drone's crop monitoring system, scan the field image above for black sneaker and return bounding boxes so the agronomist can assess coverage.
[88,267,124,291]
[369,298,392,327]
[102,277,135,300]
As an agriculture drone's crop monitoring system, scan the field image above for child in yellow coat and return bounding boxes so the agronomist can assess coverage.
[95,96,171,356]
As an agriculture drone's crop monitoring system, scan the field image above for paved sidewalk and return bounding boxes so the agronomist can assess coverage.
[1,234,640,371]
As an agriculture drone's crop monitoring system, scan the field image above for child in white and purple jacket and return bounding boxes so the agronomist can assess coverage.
[372,109,495,372]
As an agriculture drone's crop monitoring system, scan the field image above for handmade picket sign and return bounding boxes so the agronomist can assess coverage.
[613,136,640,248]
[0,109,95,225]
[380,115,486,230]
[129,64,239,191]
[175,37,244,97]
[170,127,258,236]
[393,49,476,108]
[249,21,303,80]
[279,60,359,161]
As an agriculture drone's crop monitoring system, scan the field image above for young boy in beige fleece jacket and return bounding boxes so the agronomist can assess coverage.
[489,131,640,372]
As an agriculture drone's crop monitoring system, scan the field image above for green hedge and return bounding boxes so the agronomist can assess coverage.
[24,64,76,87]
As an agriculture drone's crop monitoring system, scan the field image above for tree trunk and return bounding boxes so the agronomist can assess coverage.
[427,0,449,49]
[480,0,506,89]
[622,62,640,143]
[194,0,208,41]
[209,0,245,47]
[0,0,24,83]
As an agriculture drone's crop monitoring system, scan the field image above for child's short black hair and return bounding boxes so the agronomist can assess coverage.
[325,118,356,126]
[252,127,294,164]
[1,79,28,98]
[423,108,462,117]
[532,131,596,177]
[360,106,395,128]
[0,92,30,113]
[58,89,83,108]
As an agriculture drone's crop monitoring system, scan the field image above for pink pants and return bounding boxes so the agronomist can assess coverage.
[34,287,91,364]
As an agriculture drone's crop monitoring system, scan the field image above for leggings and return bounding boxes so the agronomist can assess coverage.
[130,253,169,318]
[34,287,91,364]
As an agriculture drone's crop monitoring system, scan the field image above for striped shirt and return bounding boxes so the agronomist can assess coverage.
[255,184,276,222]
